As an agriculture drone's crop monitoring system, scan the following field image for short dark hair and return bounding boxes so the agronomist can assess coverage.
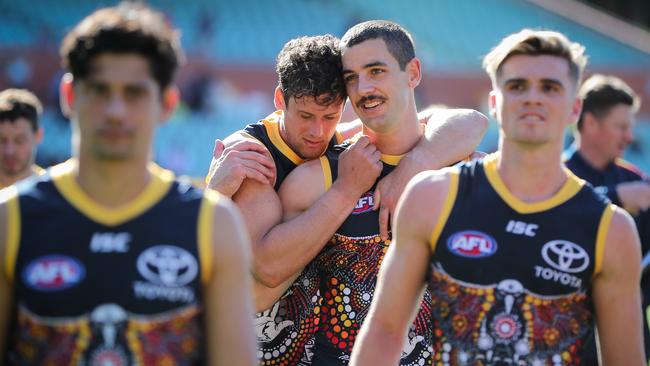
[60,2,184,91]
[276,35,345,107]
[0,89,42,132]
[577,74,640,130]
[340,20,415,70]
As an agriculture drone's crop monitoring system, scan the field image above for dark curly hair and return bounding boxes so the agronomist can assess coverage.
[276,35,346,107]
[341,20,415,70]
[60,2,184,91]
[0,89,42,132]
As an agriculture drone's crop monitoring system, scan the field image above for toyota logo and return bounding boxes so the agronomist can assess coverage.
[541,240,589,273]
[137,245,198,287]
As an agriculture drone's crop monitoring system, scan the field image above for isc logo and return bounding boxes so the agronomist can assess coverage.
[447,231,498,258]
[352,192,374,215]
[90,232,131,253]
[505,220,538,237]
[22,255,85,291]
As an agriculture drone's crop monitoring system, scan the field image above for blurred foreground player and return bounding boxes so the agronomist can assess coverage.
[0,3,256,365]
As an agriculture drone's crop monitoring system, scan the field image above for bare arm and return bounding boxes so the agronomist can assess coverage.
[374,109,488,240]
[205,193,257,366]
[254,136,382,287]
[350,171,451,366]
[592,206,645,365]
[0,188,16,361]
[616,181,650,215]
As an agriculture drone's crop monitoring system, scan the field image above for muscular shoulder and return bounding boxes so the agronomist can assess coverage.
[396,168,460,241]
[278,158,327,216]
[599,205,642,277]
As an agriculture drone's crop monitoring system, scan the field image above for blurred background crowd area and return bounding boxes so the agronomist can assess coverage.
[0,0,648,178]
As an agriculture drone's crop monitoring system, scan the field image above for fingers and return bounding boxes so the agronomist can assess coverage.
[230,151,276,180]
[213,139,225,158]
[378,205,390,242]
[373,188,382,211]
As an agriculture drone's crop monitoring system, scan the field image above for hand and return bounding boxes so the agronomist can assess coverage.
[373,159,415,241]
[254,301,294,343]
[617,181,650,215]
[206,139,276,197]
[334,136,382,200]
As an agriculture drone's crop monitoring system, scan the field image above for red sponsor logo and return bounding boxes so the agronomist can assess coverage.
[23,255,85,291]
[352,192,374,215]
[447,231,497,258]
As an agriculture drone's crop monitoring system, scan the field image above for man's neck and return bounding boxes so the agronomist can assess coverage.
[76,155,151,207]
[363,109,422,156]
[497,141,569,203]
[0,166,35,188]
[576,142,611,171]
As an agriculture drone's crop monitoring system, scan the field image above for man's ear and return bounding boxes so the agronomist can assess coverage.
[59,73,74,118]
[569,96,583,127]
[406,57,422,88]
[273,86,287,110]
[488,90,498,119]
[34,127,44,145]
[160,85,180,123]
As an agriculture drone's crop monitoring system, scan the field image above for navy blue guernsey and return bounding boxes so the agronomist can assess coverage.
[243,110,343,190]
[427,154,614,365]
[311,146,434,366]
[565,150,649,255]
[243,111,342,365]
[3,159,219,366]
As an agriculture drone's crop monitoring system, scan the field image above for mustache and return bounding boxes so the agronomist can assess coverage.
[356,95,386,109]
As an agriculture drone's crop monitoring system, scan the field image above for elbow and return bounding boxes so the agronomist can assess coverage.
[252,260,286,288]
[461,109,489,138]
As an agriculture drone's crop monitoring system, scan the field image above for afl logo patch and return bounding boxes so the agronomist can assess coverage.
[23,255,85,291]
[447,231,498,258]
[352,192,375,215]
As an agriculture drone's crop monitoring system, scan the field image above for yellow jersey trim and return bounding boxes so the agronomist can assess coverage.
[31,165,46,176]
[51,159,174,227]
[261,114,305,165]
[430,170,459,253]
[319,156,332,191]
[334,130,344,144]
[483,154,584,214]
[593,204,615,277]
[3,186,20,285]
[381,153,403,166]
[198,191,219,285]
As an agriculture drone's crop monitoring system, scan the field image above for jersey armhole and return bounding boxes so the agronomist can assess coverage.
[428,170,459,254]
[3,186,21,285]
[198,190,220,285]
[593,204,615,278]
[319,156,332,192]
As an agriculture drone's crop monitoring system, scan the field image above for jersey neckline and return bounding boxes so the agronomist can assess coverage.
[482,153,585,214]
[50,159,174,226]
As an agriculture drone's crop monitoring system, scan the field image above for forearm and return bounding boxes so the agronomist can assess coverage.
[415,109,488,169]
[350,321,404,366]
[254,183,358,287]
